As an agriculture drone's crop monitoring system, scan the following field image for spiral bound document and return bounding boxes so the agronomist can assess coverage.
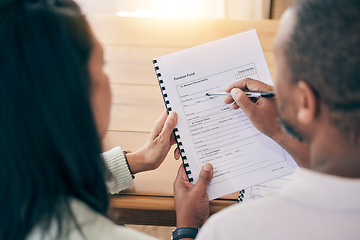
[153,30,297,200]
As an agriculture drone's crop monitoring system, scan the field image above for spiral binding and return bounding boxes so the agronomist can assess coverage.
[237,189,245,203]
[153,59,193,182]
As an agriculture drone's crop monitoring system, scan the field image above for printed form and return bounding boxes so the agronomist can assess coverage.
[155,30,297,200]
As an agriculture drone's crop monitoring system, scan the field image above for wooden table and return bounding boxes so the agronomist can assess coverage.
[87,16,279,226]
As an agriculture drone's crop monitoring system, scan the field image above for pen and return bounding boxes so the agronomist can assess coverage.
[206,90,275,98]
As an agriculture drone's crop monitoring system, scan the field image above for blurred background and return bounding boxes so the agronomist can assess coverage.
[75,0,294,19]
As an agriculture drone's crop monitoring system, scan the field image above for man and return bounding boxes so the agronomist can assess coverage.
[173,0,360,239]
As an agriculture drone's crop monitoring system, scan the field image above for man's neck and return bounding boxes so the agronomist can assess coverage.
[310,132,360,178]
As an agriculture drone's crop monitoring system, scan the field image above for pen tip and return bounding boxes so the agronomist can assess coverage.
[205,93,209,96]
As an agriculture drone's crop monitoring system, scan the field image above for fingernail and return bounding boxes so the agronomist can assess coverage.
[230,88,239,96]
[168,111,176,119]
[203,163,212,172]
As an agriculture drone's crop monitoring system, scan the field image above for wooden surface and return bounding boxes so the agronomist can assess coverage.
[87,15,279,226]
[271,0,295,19]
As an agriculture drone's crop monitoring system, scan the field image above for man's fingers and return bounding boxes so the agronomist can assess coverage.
[232,101,240,110]
[245,78,273,91]
[174,164,190,187]
[224,78,273,106]
[224,78,248,92]
[224,95,234,104]
[230,88,256,116]
[225,78,273,93]
[194,163,213,193]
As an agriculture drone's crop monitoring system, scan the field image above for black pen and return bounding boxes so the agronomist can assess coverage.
[206,90,275,98]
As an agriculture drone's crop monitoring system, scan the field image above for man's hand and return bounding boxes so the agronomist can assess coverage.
[174,163,213,229]
[225,78,310,167]
[224,78,282,140]
[126,110,178,174]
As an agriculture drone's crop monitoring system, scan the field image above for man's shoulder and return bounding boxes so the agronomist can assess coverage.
[197,196,281,239]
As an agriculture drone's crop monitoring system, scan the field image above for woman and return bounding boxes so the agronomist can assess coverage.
[0,0,179,239]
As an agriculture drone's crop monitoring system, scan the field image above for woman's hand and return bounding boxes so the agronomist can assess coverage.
[126,110,179,174]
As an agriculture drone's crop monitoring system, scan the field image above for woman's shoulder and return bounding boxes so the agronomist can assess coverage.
[27,198,158,240]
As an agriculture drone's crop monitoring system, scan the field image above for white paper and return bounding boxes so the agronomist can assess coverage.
[239,173,296,201]
[154,30,296,200]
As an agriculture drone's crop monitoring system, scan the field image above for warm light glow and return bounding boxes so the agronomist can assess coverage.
[117,0,225,18]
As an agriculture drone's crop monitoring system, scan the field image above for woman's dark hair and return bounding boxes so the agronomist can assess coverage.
[0,0,109,239]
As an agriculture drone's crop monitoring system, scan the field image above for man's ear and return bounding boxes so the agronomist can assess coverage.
[296,81,318,125]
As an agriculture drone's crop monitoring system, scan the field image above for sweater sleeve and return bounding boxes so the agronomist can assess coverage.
[102,146,134,194]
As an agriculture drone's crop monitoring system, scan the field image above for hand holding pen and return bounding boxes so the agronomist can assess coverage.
[206,90,275,98]
[221,78,281,140]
